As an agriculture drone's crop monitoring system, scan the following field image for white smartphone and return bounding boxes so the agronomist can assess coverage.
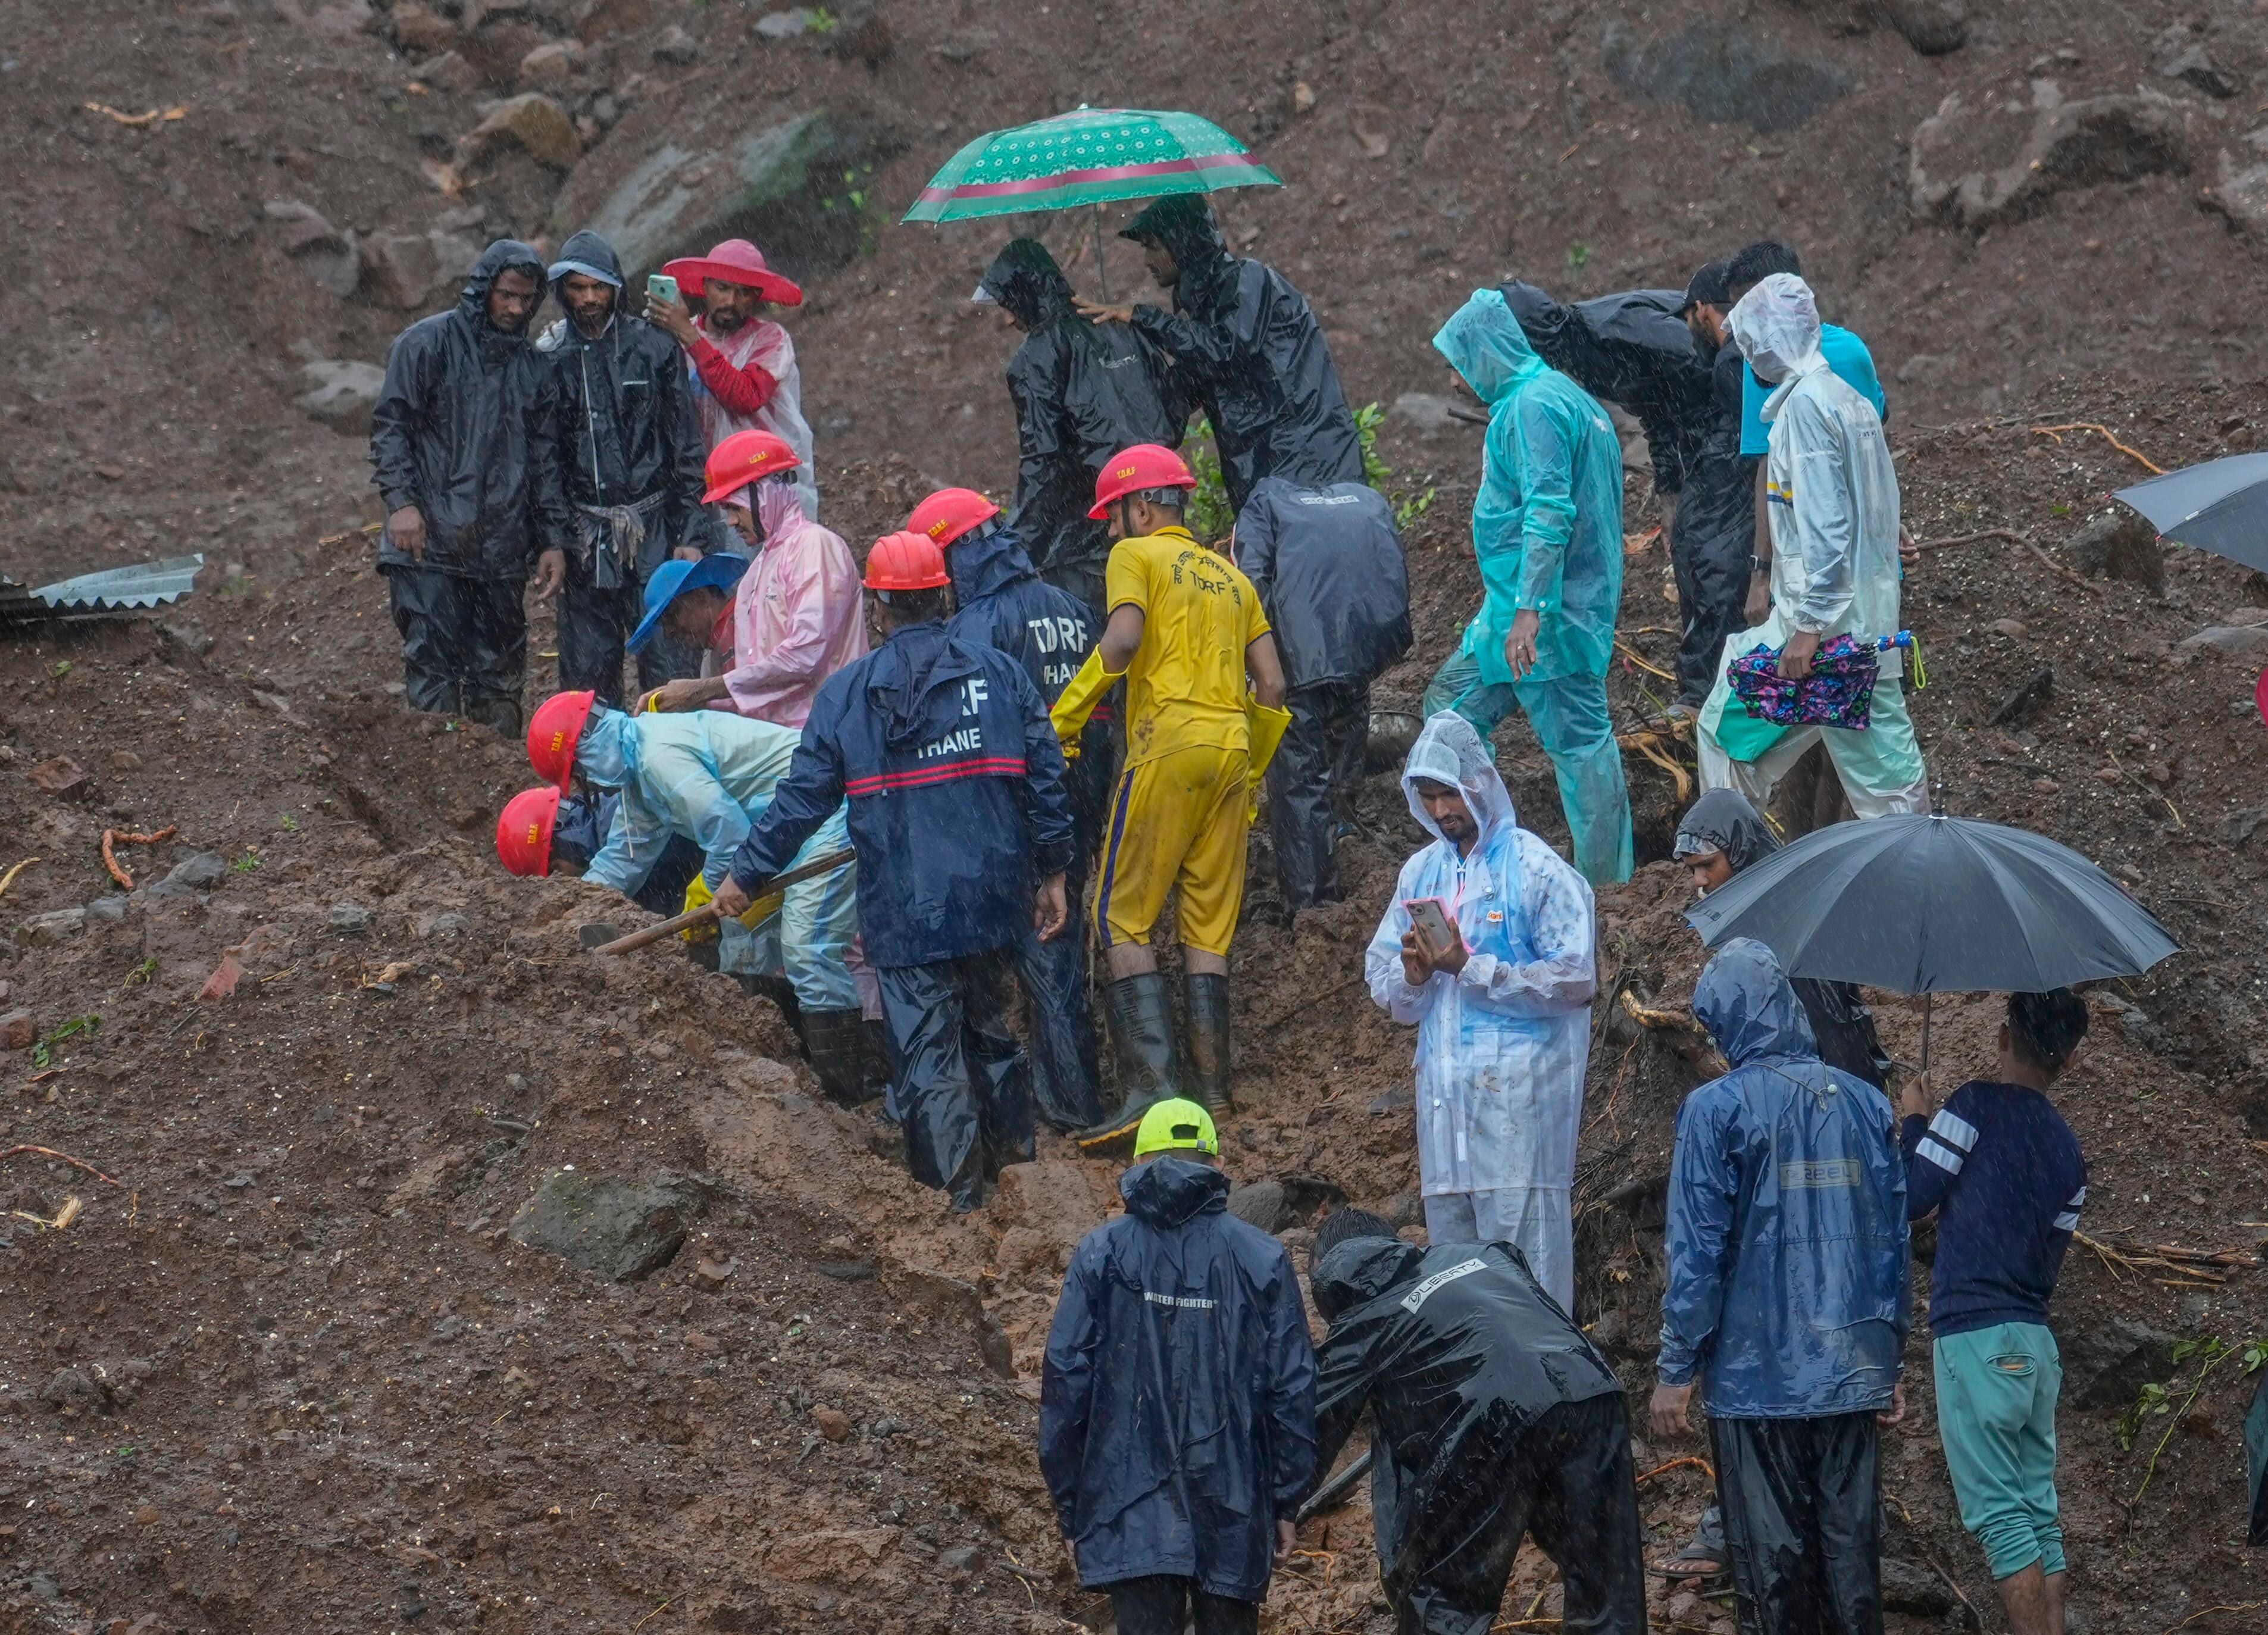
[1405,897,1455,955]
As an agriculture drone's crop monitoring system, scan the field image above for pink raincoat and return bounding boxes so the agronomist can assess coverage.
[690,314,819,520]
[710,479,868,728]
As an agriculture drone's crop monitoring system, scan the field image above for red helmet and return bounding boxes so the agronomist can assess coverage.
[527,689,596,792]
[701,430,800,506]
[905,487,1001,549]
[1088,443,1196,520]
[496,785,562,878]
[863,530,952,592]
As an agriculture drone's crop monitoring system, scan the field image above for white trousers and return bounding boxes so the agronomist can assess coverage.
[1422,1186,1575,1314]
[1697,666,1929,818]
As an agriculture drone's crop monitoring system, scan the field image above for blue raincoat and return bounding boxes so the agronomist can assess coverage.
[1427,291,1633,884]
[1363,712,1596,1307]
[1040,1156,1318,1600]
[727,620,1075,970]
[577,707,856,1007]
[1659,938,1910,1418]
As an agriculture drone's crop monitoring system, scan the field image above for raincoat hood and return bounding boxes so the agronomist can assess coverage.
[754,474,805,545]
[1119,1155,1231,1227]
[1310,1236,1425,1321]
[459,238,546,336]
[1727,272,1825,387]
[548,228,624,298]
[978,237,1075,330]
[866,619,986,751]
[946,517,1038,605]
[1121,193,1236,317]
[1400,710,1516,846]
[1433,288,1546,405]
[1674,789,1779,873]
[1694,937,1819,1067]
[575,706,639,789]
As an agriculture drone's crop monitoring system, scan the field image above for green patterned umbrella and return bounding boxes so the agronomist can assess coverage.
[902,107,1281,224]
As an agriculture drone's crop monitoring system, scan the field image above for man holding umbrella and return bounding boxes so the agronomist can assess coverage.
[1080,195,1362,515]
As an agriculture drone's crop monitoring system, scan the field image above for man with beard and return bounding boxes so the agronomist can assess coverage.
[1080,195,1362,515]
[647,237,819,520]
[370,239,570,736]
[539,229,709,705]
[975,237,1185,617]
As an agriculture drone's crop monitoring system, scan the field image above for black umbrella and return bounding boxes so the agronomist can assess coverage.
[2112,452,2268,572]
[1682,812,2179,1065]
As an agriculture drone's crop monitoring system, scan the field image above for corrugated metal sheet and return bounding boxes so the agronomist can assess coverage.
[32,554,207,611]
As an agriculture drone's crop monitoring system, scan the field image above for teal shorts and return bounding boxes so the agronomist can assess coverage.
[1933,1322,2065,1580]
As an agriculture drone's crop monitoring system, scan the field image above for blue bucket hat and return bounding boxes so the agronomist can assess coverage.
[627,552,750,654]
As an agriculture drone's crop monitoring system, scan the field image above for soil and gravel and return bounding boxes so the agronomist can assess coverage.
[4,2,2268,1633]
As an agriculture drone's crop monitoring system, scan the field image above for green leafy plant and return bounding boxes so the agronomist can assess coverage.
[232,848,261,874]
[1566,242,1593,270]
[121,957,158,990]
[2118,1334,2267,1502]
[807,6,839,32]
[280,814,299,833]
[1183,405,1436,545]
[33,1014,100,1069]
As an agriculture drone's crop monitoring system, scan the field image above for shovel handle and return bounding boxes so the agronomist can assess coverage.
[587,848,858,956]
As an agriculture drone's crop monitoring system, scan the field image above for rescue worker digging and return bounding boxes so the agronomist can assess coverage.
[538,228,709,706]
[1306,1207,1648,1635]
[910,486,1109,1132]
[369,239,570,736]
[498,690,863,1101]
[714,531,1074,1212]
[631,431,866,724]
[1047,446,1291,1146]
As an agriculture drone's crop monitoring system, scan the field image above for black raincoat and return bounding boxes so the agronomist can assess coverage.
[1309,1237,1644,1635]
[539,229,709,573]
[1500,282,1754,703]
[1673,789,1891,1087]
[1122,196,1363,514]
[1233,477,1410,690]
[980,239,1187,584]
[371,239,569,581]
[1041,1157,1317,1601]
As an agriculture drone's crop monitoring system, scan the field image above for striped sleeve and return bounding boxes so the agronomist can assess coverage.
[1917,1107,1978,1176]
[2051,1184,2085,1234]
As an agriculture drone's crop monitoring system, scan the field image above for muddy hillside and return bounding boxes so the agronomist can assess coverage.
[3,1,2267,1633]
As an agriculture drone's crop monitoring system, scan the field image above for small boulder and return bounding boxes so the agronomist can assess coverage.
[157,851,229,893]
[461,92,583,170]
[361,232,443,311]
[27,755,89,794]
[1226,1179,1293,1234]
[297,360,386,436]
[1879,1557,1957,1615]
[755,8,814,39]
[519,40,581,86]
[262,200,361,299]
[506,1168,697,1280]
[2157,32,2239,100]
[1871,0,1967,58]
[328,901,374,935]
[0,1010,34,1049]
[2066,508,2166,592]
[15,908,87,948]
[1988,618,2029,639]
[1603,20,1851,135]
[811,1405,851,1441]
[85,896,128,926]
[409,50,478,94]
[1912,90,2191,229]
[651,23,699,65]
[39,1367,110,1417]
[2057,1317,2179,1409]
[389,1,456,55]
[2178,624,2268,655]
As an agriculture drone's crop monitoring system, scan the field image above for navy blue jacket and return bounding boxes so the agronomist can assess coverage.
[1234,477,1412,690]
[944,518,1102,708]
[1903,1081,2086,1337]
[1041,1158,1318,1599]
[725,620,1074,968]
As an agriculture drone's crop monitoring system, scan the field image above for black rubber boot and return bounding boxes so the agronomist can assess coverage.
[462,694,523,739]
[1183,972,1234,1114]
[800,1008,869,1108]
[1074,972,1180,1152]
[861,1018,892,1099]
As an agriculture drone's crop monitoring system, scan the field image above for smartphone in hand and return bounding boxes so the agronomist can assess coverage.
[646,273,680,305]
[1405,897,1455,956]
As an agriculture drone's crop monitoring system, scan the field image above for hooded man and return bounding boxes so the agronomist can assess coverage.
[1233,476,1412,915]
[977,237,1187,617]
[647,237,819,519]
[1652,938,1910,1635]
[1306,1207,1646,1635]
[1080,195,1362,515]
[370,239,570,736]
[1501,269,1751,717]
[714,531,1075,1212]
[1425,289,1634,886]
[1041,1098,1317,1635]
[538,229,710,706]
[634,431,867,724]
[1694,275,1927,819]
[1047,446,1290,1146]
[510,690,864,1101]
[1362,712,1597,1310]
[912,487,1109,1132]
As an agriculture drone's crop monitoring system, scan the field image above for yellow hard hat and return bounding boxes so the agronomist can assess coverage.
[1133,1098,1218,1159]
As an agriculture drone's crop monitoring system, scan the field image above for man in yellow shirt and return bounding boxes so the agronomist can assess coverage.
[1051,444,1290,1145]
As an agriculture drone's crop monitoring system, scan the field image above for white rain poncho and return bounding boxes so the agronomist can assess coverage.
[578,707,856,1007]
[1363,712,1598,1306]
[1698,274,1925,815]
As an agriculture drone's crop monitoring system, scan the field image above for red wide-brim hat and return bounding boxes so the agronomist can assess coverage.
[661,237,805,306]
